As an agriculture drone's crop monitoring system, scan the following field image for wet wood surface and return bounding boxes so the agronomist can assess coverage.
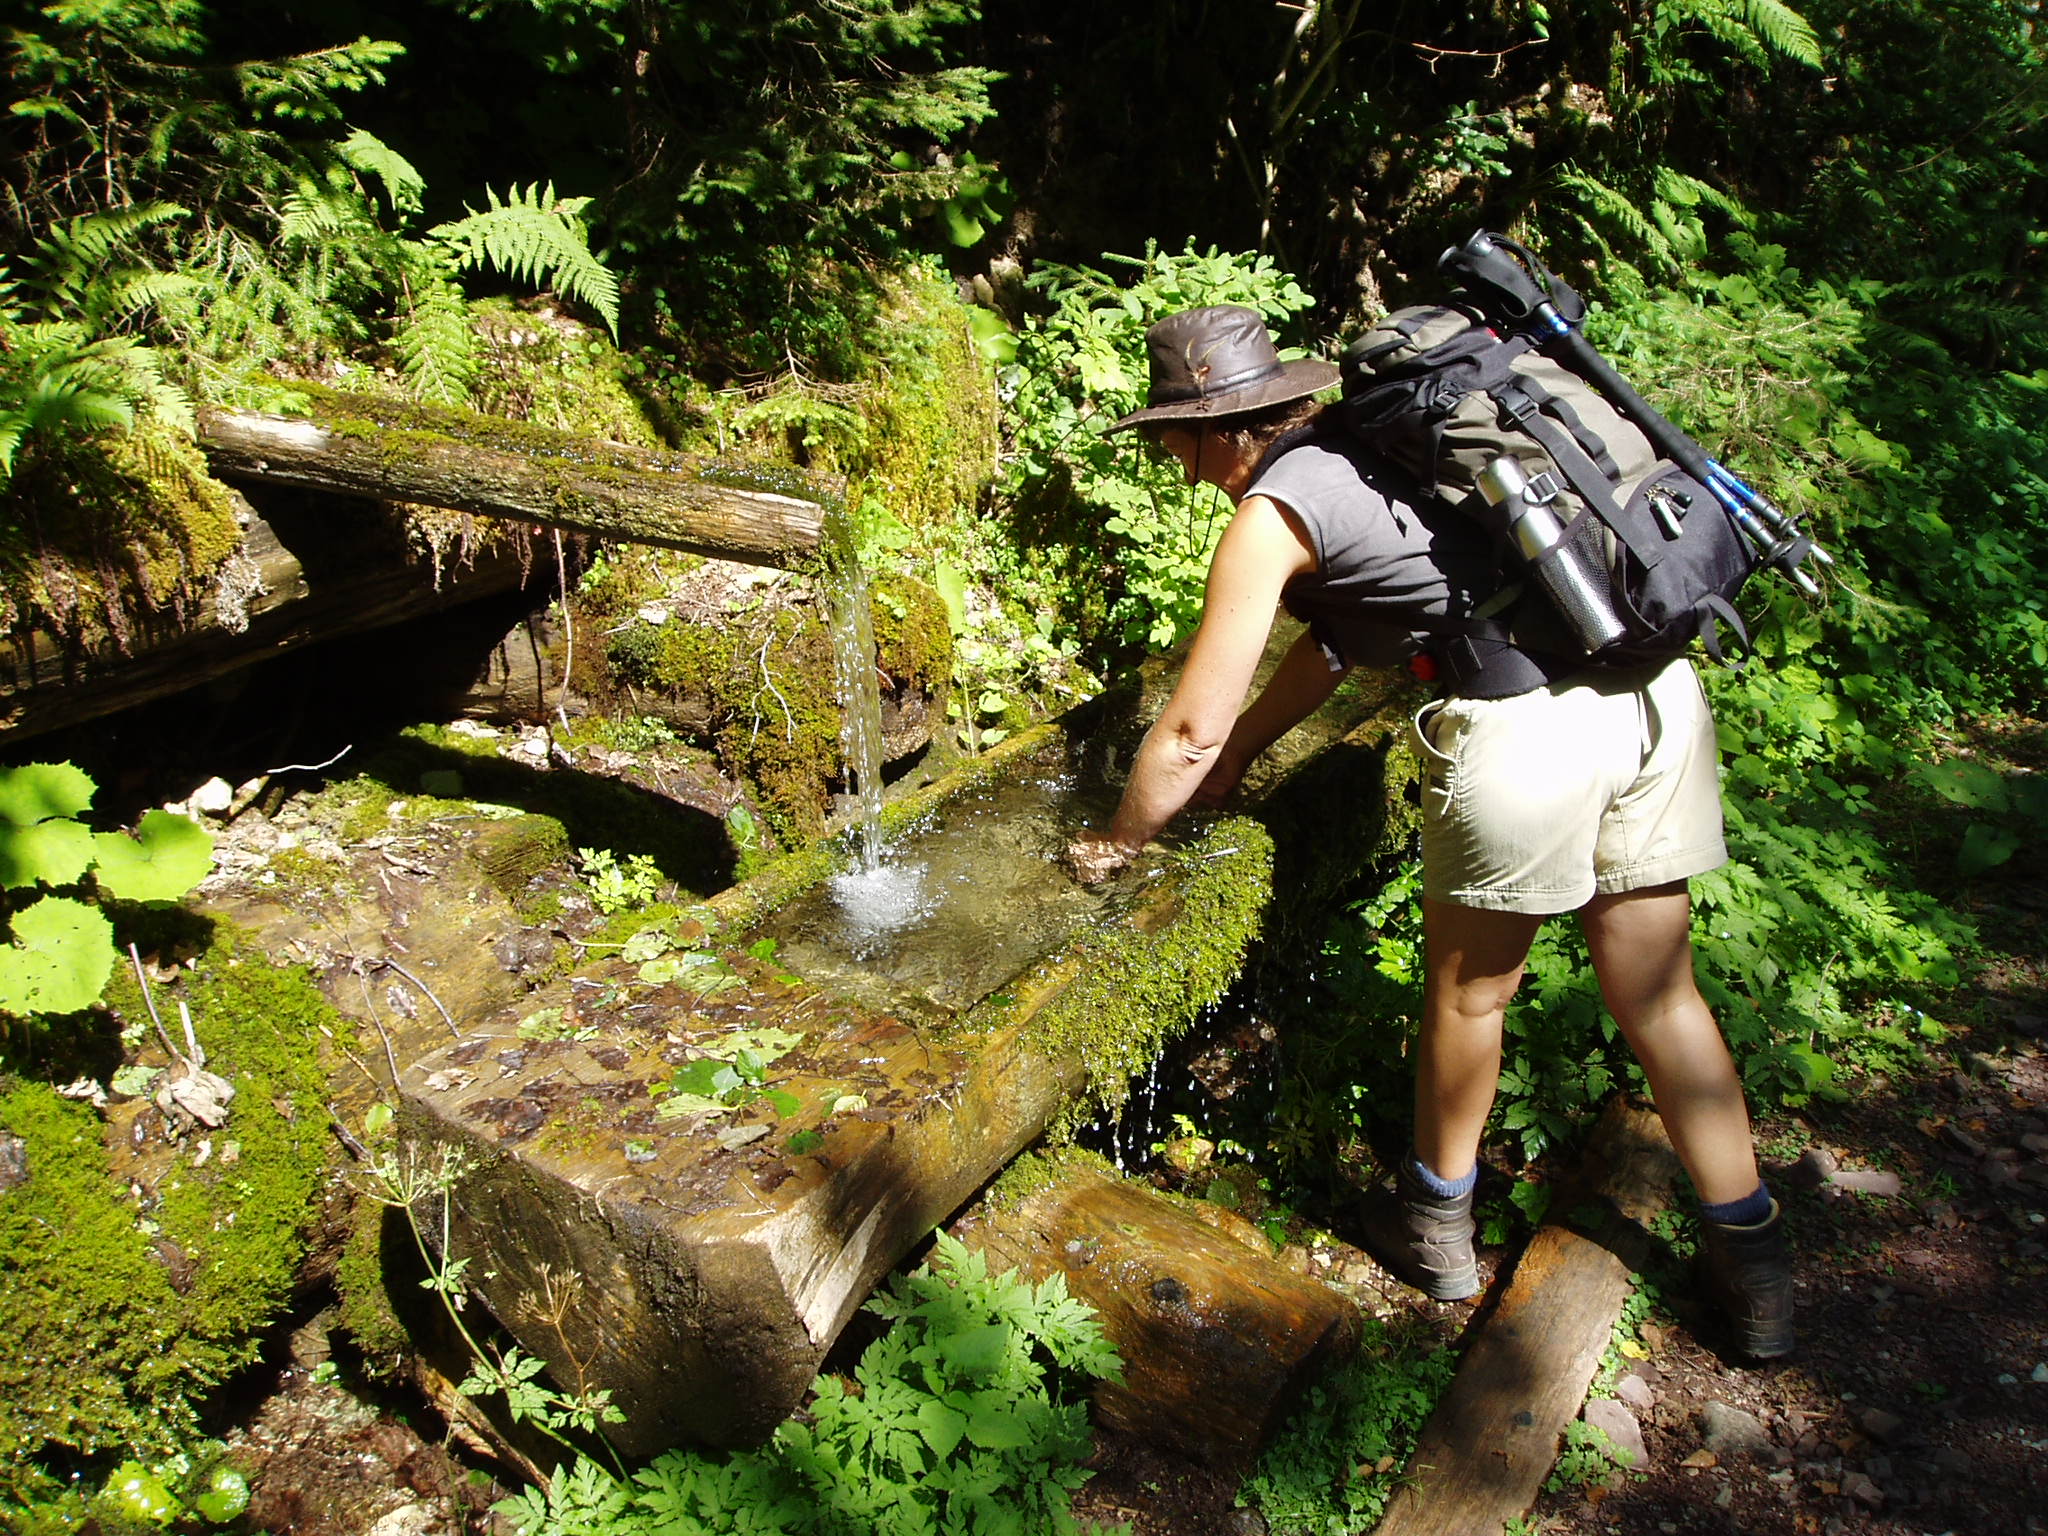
[0,493,534,743]
[1374,1100,1685,1536]
[958,1160,1361,1471]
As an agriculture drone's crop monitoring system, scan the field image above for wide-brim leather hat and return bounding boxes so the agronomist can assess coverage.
[1108,305,1339,433]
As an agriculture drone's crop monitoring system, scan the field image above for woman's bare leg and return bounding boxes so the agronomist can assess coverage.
[1580,880,1760,1205]
[1414,897,1545,1179]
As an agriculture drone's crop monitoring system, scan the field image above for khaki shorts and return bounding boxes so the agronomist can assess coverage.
[1412,657,1728,915]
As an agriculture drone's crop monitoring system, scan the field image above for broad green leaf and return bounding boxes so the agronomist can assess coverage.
[0,816,96,889]
[0,894,116,1016]
[938,1323,1008,1377]
[0,762,95,828]
[655,1091,733,1121]
[932,562,969,636]
[1958,821,2020,876]
[723,1027,804,1062]
[915,1399,968,1458]
[90,811,214,901]
[621,925,676,964]
[965,1402,1035,1450]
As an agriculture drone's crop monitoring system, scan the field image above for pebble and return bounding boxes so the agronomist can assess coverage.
[1615,1372,1656,1412]
[2032,1363,2048,1383]
[1829,1167,1905,1197]
[1701,1400,1771,1458]
[1843,1470,1886,1508]
[1857,1405,1906,1441]
[1929,1445,1974,1476]
[1584,1398,1647,1469]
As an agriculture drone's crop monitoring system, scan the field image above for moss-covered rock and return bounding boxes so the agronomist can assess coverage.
[576,554,951,850]
[0,925,340,1506]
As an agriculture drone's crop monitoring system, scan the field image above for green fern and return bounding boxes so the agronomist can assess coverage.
[234,37,405,124]
[1653,0,1823,73]
[429,183,621,339]
[395,266,481,407]
[335,128,425,216]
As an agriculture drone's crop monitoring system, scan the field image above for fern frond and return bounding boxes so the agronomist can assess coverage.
[235,37,405,123]
[429,183,620,338]
[1735,0,1822,66]
[336,128,425,216]
[1655,0,1822,70]
[24,203,189,314]
[395,269,478,407]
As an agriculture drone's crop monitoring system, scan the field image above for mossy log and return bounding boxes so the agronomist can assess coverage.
[954,1156,1360,1471]
[197,397,829,568]
[0,492,535,743]
[1373,1101,1685,1536]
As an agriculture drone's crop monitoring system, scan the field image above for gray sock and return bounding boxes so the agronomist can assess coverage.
[1406,1152,1477,1199]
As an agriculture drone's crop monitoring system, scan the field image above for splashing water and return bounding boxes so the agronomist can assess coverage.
[827,537,889,873]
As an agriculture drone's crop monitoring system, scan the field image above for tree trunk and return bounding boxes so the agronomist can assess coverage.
[197,395,830,569]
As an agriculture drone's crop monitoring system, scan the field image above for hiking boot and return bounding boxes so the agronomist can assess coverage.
[1699,1198,1796,1359]
[1358,1160,1480,1301]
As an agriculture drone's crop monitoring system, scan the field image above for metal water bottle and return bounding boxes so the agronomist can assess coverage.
[1474,455,1629,652]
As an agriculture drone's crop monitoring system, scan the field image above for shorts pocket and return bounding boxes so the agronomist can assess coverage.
[1411,698,1460,774]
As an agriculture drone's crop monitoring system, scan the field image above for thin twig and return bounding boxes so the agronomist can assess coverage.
[127,942,182,1062]
[551,529,575,733]
[177,1001,204,1070]
[266,744,353,775]
[350,960,404,1088]
[371,956,463,1039]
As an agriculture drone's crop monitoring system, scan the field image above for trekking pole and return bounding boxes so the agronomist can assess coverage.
[1439,231,1827,596]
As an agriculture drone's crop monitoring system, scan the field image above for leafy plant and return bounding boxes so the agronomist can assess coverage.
[1544,1416,1632,1492]
[577,846,665,915]
[496,1232,1124,1536]
[1239,1322,1457,1533]
[0,763,213,1022]
[1001,241,1324,652]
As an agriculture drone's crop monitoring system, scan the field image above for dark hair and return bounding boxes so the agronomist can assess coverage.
[1209,396,1327,464]
[1139,396,1327,464]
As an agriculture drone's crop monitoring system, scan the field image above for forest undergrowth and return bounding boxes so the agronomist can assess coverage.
[4,0,2045,1531]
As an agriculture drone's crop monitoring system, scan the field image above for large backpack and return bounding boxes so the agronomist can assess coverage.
[1335,231,1823,697]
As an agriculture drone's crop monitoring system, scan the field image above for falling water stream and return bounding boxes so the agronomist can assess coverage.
[764,536,1134,1018]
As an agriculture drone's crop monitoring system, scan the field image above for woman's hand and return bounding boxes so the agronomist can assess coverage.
[1061,836,1137,884]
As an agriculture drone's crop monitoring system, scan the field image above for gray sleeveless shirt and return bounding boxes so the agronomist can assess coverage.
[1248,432,1497,669]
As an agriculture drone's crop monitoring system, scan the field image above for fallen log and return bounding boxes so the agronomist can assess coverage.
[954,1153,1360,1471]
[197,394,830,569]
[0,492,537,743]
[1373,1100,1684,1536]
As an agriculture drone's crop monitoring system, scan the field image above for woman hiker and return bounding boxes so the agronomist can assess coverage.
[1063,304,1794,1358]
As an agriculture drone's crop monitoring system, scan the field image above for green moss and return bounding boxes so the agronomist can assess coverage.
[1,925,338,1502]
[259,844,363,908]
[468,300,663,449]
[870,572,954,697]
[984,819,1274,1139]
[472,815,573,901]
[983,1144,1118,1215]
[334,1199,408,1373]
[0,422,242,650]
[851,267,1001,530]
